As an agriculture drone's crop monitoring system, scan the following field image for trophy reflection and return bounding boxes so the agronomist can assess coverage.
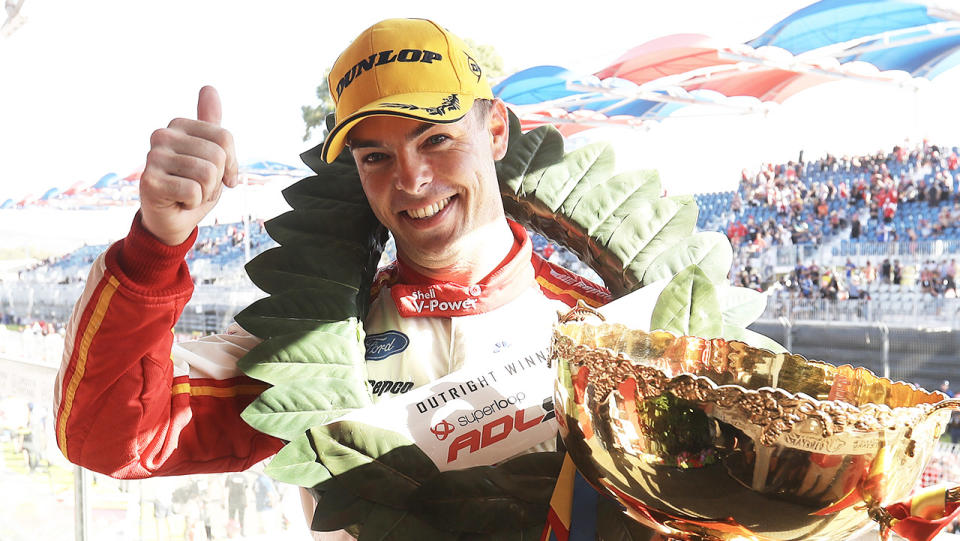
[552,307,960,541]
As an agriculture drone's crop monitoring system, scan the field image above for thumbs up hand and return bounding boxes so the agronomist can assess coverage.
[139,86,239,246]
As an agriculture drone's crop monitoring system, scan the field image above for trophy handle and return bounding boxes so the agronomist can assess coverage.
[925,397,960,418]
[870,398,960,540]
[558,300,606,324]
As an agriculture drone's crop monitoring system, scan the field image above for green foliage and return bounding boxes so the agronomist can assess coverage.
[463,38,505,79]
[649,264,722,338]
[239,146,384,450]
[302,68,334,142]
[495,109,781,351]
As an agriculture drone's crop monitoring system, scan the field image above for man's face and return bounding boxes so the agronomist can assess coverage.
[348,101,510,273]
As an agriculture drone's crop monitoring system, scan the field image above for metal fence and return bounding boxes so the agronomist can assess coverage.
[760,295,960,328]
[749,318,959,393]
[763,238,960,269]
[2,281,266,336]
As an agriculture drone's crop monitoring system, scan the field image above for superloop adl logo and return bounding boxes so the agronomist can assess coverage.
[441,396,556,464]
[430,420,455,441]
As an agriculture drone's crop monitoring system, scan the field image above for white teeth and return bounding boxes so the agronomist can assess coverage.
[406,197,451,219]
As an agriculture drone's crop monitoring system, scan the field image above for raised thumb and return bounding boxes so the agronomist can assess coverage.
[197,85,222,125]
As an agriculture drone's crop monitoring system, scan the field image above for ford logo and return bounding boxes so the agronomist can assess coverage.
[364,330,409,361]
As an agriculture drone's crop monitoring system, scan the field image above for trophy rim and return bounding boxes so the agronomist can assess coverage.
[554,319,950,406]
[552,320,950,445]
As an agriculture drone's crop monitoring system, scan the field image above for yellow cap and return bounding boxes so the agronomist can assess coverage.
[320,18,494,163]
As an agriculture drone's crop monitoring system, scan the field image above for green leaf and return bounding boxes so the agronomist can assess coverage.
[615,196,699,293]
[495,112,565,196]
[311,479,374,532]
[234,290,360,338]
[281,166,367,208]
[525,142,615,212]
[280,193,372,215]
[718,286,769,329]
[264,432,331,487]
[721,324,787,353]
[641,231,733,287]
[242,377,372,440]
[650,264,722,338]
[299,140,360,176]
[546,144,618,215]
[309,421,439,508]
[410,466,553,533]
[566,172,656,237]
[237,328,366,385]
[245,244,368,295]
[357,506,447,541]
[266,209,382,247]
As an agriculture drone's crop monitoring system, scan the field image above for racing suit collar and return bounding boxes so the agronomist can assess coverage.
[391,219,535,317]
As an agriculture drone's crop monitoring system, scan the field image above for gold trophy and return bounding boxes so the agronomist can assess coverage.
[551,305,960,540]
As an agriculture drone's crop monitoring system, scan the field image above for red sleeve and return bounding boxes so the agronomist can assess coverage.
[54,213,283,479]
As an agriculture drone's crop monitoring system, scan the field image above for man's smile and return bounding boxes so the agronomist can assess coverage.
[404,195,455,220]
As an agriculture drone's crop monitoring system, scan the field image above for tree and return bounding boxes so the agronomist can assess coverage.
[463,38,504,79]
[300,41,505,142]
[300,69,334,142]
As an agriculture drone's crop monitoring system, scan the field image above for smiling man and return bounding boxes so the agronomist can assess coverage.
[53,17,609,538]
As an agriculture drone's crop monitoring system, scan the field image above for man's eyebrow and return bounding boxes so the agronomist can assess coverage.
[348,122,438,150]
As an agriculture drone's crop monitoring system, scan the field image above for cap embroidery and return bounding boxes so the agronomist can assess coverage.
[381,94,461,116]
[465,52,482,82]
[335,49,443,98]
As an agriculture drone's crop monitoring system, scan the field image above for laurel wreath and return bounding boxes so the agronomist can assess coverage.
[234,110,782,539]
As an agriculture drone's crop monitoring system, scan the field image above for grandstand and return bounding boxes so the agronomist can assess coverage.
[692,141,960,325]
[8,140,960,328]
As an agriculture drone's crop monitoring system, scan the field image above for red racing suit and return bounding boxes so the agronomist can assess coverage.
[54,214,609,479]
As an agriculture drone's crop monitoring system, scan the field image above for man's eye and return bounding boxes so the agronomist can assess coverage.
[363,152,388,163]
[427,134,449,145]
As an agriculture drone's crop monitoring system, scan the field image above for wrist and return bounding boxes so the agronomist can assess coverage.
[110,212,197,290]
[139,211,194,246]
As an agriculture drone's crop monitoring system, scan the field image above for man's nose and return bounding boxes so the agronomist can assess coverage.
[394,153,431,193]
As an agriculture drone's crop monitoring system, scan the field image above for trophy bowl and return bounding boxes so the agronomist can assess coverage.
[551,310,960,541]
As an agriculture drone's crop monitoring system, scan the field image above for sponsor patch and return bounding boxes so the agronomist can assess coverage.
[381,94,461,116]
[364,330,409,361]
[369,379,415,397]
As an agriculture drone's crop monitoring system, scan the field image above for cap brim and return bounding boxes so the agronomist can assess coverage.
[320,91,479,164]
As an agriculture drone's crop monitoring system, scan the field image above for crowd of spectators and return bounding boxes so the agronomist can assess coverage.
[724,141,960,251]
[764,255,959,301]
[187,218,269,261]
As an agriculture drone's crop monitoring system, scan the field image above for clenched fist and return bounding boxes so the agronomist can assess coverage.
[139,86,239,246]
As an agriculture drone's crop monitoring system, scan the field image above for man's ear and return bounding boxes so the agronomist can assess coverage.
[488,99,509,161]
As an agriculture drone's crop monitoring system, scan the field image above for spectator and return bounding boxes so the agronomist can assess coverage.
[225,472,248,536]
[941,380,955,398]
[863,260,876,283]
[881,259,892,283]
[254,471,282,534]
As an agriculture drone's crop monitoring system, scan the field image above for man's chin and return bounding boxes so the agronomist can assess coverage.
[396,235,463,268]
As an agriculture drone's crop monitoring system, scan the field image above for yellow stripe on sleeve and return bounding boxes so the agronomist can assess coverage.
[56,276,120,459]
[171,383,268,398]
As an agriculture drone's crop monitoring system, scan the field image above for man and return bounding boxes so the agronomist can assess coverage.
[53,17,608,536]
[225,472,249,536]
